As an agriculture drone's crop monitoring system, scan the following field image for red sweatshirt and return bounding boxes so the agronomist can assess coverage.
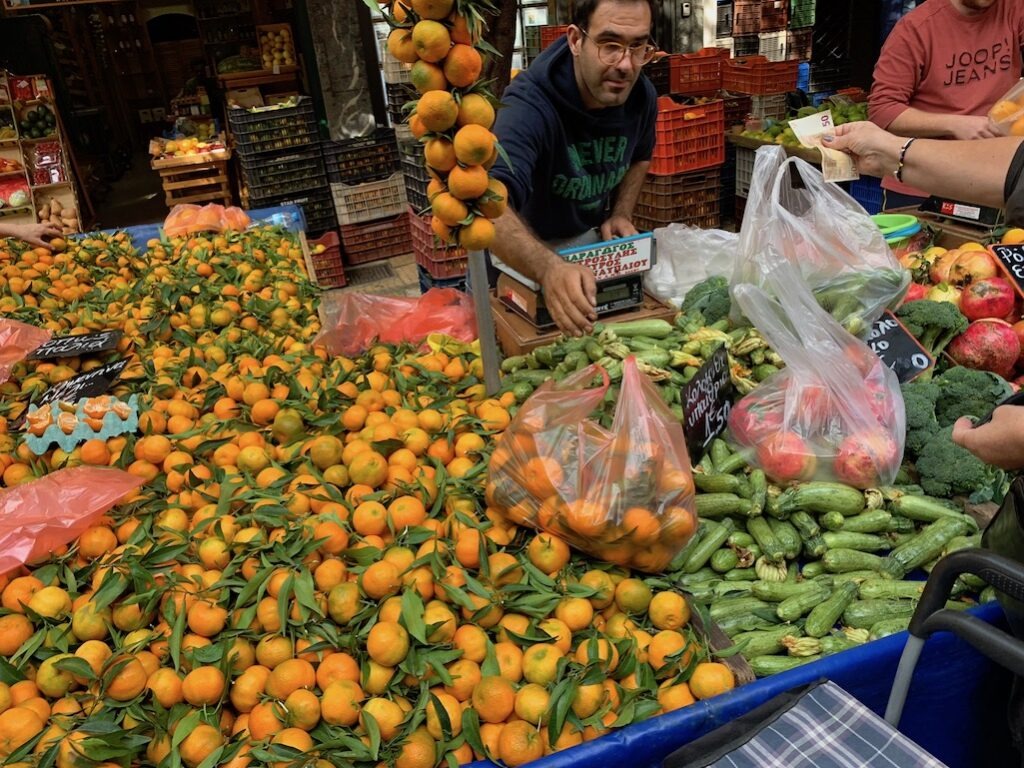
[869,0,1024,196]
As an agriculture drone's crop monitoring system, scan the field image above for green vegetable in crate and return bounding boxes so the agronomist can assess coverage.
[749,654,822,677]
[679,276,732,327]
[777,482,866,517]
[732,625,804,657]
[882,516,972,577]
[805,581,859,637]
[893,300,968,363]
[843,599,917,629]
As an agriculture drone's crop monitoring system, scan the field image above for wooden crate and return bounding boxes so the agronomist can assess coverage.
[491,292,676,356]
[151,150,232,207]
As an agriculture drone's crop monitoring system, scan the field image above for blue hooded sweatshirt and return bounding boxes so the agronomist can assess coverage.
[490,36,658,242]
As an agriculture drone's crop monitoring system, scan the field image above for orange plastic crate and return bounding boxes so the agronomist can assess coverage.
[408,206,467,279]
[669,49,730,96]
[339,213,411,265]
[649,96,725,176]
[539,25,569,50]
[305,231,347,288]
[722,56,798,95]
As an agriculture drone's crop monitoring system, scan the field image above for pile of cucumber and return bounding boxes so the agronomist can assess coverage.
[670,440,991,677]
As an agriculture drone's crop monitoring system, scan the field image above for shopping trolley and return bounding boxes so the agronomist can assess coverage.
[663,548,1024,767]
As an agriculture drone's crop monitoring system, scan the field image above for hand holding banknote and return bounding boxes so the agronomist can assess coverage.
[788,111,860,183]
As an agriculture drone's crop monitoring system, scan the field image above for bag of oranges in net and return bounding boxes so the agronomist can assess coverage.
[487,356,698,573]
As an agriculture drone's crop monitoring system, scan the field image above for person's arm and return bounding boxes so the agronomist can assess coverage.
[887,109,999,140]
[601,160,648,240]
[491,207,597,337]
[822,121,1023,209]
[0,222,60,248]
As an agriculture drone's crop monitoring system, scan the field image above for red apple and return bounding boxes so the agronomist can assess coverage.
[959,277,1016,321]
[901,283,929,304]
[949,250,999,286]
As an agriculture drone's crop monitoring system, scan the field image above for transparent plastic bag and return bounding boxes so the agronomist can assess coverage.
[0,467,144,572]
[645,223,738,307]
[486,357,698,573]
[729,263,905,488]
[0,319,50,383]
[313,288,476,357]
[732,146,909,337]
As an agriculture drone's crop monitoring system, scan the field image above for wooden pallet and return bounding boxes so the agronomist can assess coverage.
[154,157,231,207]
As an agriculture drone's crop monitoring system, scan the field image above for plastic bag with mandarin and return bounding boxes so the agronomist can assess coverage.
[486,357,698,573]
[0,318,50,384]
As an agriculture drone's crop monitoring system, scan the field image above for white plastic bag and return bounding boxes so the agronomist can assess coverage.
[728,261,906,488]
[732,146,909,337]
[646,224,737,307]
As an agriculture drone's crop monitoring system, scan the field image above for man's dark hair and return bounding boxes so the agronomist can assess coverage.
[571,0,658,31]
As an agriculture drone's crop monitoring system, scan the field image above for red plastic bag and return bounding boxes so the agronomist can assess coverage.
[0,467,143,573]
[487,357,698,573]
[0,318,50,383]
[164,204,251,237]
[314,288,477,357]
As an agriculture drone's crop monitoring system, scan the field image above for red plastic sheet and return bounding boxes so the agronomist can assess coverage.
[314,288,477,357]
[0,467,143,573]
[0,318,50,383]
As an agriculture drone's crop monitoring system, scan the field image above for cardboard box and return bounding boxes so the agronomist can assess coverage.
[491,291,676,356]
[226,88,264,108]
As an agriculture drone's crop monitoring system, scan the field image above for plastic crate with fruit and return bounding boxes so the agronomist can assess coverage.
[339,212,411,265]
[239,148,326,194]
[304,231,347,289]
[322,128,400,184]
[634,168,721,231]
[989,79,1024,135]
[650,96,725,175]
[331,172,407,226]
[722,56,798,95]
[228,99,319,156]
[409,206,467,280]
[719,90,753,127]
[669,49,731,97]
[246,185,336,235]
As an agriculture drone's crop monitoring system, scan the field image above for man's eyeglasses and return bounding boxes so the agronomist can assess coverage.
[579,29,657,66]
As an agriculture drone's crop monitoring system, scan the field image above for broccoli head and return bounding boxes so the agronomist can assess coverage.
[894,300,968,359]
[680,276,731,326]
[914,425,1008,503]
[933,366,1013,427]
[900,380,941,458]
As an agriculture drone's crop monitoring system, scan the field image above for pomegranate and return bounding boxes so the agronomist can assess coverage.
[728,395,783,446]
[949,250,999,286]
[756,432,817,483]
[833,432,900,488]
[959,277,1017,321]
[929,249,961,284]
[947,318,1022,378]
[902,283,929,304]
[1013,320,1024,365]
[926,283,962,305]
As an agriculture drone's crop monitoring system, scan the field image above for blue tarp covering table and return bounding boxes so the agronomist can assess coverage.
[468,602,1012,768]
[104,204,307,248]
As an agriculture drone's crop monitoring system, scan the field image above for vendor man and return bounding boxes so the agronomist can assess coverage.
[487,0,658,337]
[868,0,1024,208]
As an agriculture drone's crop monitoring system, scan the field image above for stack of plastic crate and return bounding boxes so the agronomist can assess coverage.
[228,97,336,235]
[398,136,430,213]
[322,128,412,267]
[409,205,467,290]
[636,96,725,232]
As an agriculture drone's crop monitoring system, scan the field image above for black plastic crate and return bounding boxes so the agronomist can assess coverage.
[386,82,416,126]
[227,98,315,132]
[717,2,733,37]
[397,137,422,164]
[239,149,326,191]
[323,128,400,184]
[645,57,670,96]
[720,90,752,126]
[808,61,851,93]
[733,34,759,57]
[233,124,321,157]
[245,170,329,201]
[417,264,465,294]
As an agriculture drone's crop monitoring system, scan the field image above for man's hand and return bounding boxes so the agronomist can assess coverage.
[1,223,60,248]
[541,260,597,337]
[822,122,905,177]
[951,407,1024,470]
[949,114,1000,140]
[600,215,638,241]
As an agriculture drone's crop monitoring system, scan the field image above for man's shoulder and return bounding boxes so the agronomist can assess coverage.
[894,0,956,32]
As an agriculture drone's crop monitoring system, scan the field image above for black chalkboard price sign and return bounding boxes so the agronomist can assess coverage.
[36,359,129,407]
[28,330,123,361]
[990,244,1024,298]
[867,310,933,383]
[683,346,733,462]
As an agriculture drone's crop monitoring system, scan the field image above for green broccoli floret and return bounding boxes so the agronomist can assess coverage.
[894,300,968,360]
[680,276,731,325]
[933,366,1013,427]
[914,426,1008,503]
[900,381,941,458]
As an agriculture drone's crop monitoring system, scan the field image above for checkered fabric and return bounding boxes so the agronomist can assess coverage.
[708,681,947,768]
